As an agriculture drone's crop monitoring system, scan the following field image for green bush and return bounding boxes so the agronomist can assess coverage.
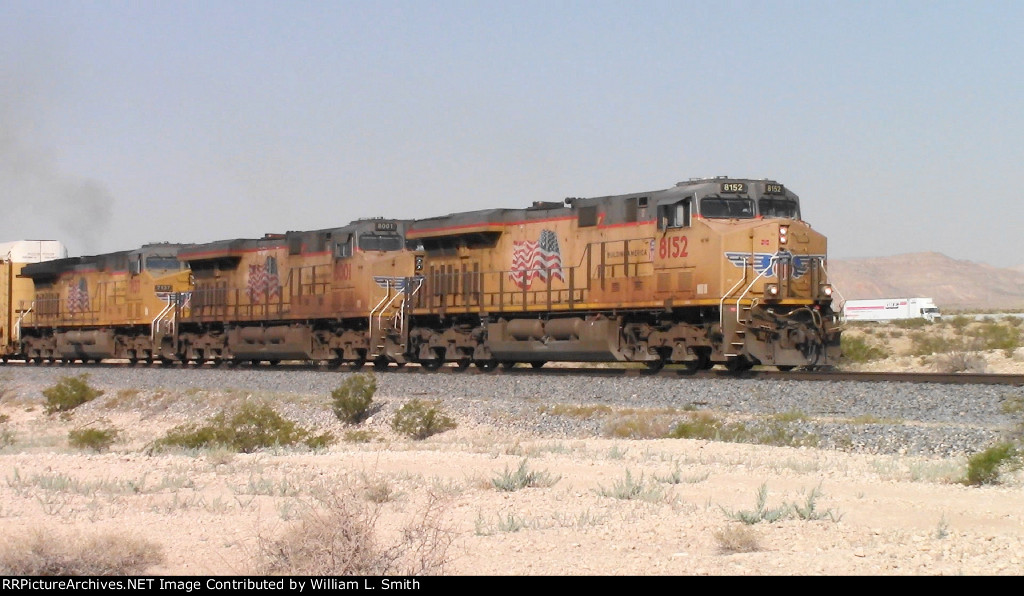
[972,321,1021,357]
[152,402,333,453]
[962,442,1021,486]
[391,399,456,440]
[43,374,104,414]
[908,331,960,357]
[331,373,377,424]
[68,427,119,452]
[840,335,889,363]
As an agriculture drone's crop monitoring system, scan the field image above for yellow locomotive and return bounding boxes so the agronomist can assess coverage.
[176,218,422,368]
[17,243,192,363]
[405,176,840,371]
[4,176,840,373]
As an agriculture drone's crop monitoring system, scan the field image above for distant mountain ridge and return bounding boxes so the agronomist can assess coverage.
[828,252,1024,311]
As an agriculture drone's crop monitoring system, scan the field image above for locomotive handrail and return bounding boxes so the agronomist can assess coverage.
[719,261,752,328]
[734,255,781,325]
[151,295,175,340]
[14,302,32,342]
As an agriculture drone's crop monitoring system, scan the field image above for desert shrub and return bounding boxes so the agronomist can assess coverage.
[668,411,726,440]
[720,483,791,524]
[933,351,988,374]
[43,374,104,414]
[892,318,930,329]
[151,402,333,453]
[714,525,762,553]
[68,427,119,452]
[908,332,961,357]
[343,429,377,443]
[259,488,453,575]
[492,459,561,492]
[603,413,672,438]
[0,529,163,575]
[972,321,1021,357]
[840,335,889,363]
[594,469,666,502]
[948,315,973,330]
[962,442,1021,486]
[391,399,456,440]
[331,373,377,424]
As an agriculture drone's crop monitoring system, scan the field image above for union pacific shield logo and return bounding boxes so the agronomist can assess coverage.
[724,252,824,279]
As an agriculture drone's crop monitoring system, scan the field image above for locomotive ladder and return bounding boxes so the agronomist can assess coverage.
[369,277,424,356]
[721,254,781,357]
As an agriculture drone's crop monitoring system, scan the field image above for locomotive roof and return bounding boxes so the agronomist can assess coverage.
[179,219,408,261]
[19,243,191,279]
[408,177,796,236]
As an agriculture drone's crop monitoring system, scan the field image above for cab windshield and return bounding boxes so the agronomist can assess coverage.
[359,234,404,251]
[757,198,800,219]
[700,197,754,219]
[145,256,182,270]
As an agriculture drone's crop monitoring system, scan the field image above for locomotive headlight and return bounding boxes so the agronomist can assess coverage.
[779,225,789,245]
[819,284,833,298]
[765,283,780,298]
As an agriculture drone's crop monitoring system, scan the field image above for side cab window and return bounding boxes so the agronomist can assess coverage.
[657,197,691,230]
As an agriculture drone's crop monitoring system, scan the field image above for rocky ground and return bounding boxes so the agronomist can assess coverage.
[1,321,1023,576]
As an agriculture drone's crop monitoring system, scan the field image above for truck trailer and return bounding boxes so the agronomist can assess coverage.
[842,297,942,322]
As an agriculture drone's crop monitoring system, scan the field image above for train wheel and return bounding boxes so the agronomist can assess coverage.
[349,357,366,372]
[645,359,666,372]
[530,361,546,369]
[420,358,443,371]
[501,361,517,370]
[776,365,796,372]
[475,359,498,372]
[373,356,389,372]
[726,356,753,373]
[454,358,471,372]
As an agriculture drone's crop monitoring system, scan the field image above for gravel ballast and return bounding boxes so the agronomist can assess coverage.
[4,365,1021,458]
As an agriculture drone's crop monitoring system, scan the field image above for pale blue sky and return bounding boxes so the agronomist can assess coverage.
[2,1,1021,267]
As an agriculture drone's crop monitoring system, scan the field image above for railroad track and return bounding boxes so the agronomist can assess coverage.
[4,360,1024,386]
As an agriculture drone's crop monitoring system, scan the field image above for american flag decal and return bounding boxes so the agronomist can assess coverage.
[246,256,281,303]
[66,277,90,314]
[509,229,565,289]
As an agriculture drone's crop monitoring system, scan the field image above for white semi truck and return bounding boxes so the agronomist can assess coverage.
[842,297,942,322]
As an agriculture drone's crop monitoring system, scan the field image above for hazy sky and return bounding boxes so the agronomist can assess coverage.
[2,1,1021,267]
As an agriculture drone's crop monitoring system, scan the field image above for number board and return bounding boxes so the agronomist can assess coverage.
[375,222,398,232]
[720,182,747,193]
[762,183,785,195]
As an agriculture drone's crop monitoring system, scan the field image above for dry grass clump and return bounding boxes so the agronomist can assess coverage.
[0,529,163,575]
[714,525,762,554]
[259,488,454,575]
